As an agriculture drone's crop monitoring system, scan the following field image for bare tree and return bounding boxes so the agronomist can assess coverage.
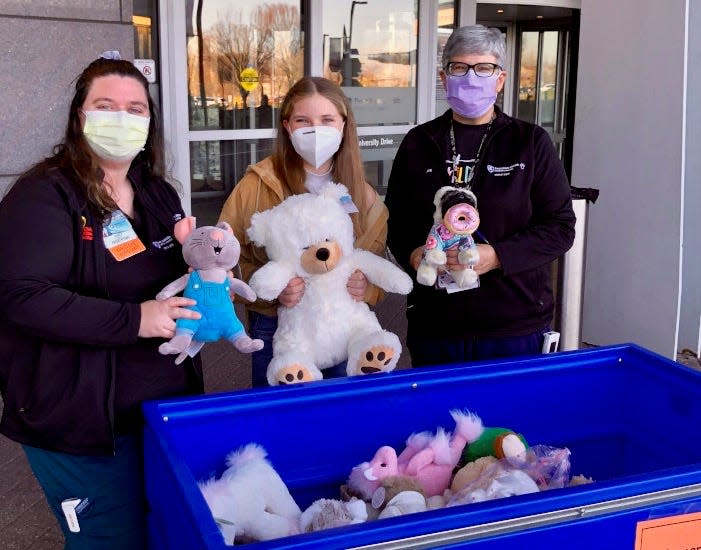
[210,9,257,102]
[251,3,302,94]
[206,4,301,104]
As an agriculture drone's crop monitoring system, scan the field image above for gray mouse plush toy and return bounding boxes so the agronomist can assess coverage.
[156,216,263,363]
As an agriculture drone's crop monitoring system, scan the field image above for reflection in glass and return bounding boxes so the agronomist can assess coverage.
[538,31,558,131]
[133,15,153,59]
[438,0,455,31]
[187,0,303,131]
[435,1,455,107]
[517,31,538,124]
[321,0,418,126]
[190,138,275,226]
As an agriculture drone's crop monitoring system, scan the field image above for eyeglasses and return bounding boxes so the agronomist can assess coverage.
[445,62,502,78]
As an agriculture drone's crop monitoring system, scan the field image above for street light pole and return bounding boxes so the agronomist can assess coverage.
[323,33,329,70]
[348,0,367,54]
[343,1,367,86]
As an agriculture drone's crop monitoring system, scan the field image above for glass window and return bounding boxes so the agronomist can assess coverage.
[434,1,456,123]
[187,0,303,130]
[186,1,302,225]
[321,0,418,126]
[517,31,538,124]
[133,0,159,110]
[320,1,418,196]
[133,0,156,59]
[190,138,275,226]
[516,30,562,139]
[538,31,559,132]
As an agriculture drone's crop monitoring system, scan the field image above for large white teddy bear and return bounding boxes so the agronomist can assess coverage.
[247,185,413,386]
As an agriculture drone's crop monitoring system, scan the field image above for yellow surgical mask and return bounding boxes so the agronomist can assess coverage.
[82,110,150,162]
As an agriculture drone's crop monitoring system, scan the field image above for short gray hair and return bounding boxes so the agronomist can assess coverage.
[442,25,506,69]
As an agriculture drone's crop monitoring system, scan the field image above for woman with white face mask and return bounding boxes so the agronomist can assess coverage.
[0,54,204,548]
[219,76,389,388]
[385,25,576,368]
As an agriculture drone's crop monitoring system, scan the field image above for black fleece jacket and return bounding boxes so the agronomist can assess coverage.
[385,108,576,338]
[0,164,203,455]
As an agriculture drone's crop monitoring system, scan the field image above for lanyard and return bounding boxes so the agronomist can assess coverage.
[449,114,494,189]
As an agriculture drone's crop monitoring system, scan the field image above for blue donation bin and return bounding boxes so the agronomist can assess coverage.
[143,344,701,549]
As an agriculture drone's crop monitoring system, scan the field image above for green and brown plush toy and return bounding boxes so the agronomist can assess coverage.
[461,426,529,466]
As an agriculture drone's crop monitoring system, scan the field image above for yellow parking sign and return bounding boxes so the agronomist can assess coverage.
[240,67,259,92]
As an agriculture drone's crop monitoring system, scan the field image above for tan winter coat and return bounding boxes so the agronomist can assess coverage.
[219,157,389,317]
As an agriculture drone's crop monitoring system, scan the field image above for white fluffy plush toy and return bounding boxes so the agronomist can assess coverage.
[247,184,413,385]
[198,443,301,545]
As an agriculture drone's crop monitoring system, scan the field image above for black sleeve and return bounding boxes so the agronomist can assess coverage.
[385,130,438,275]
[493,127,576,275]
[0,175,141,346]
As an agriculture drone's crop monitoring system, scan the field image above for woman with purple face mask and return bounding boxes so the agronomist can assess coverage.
[443,54,505,123]
[385,25,576,367]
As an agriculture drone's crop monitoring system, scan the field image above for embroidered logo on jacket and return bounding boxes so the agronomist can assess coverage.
[486,163,526,177]
[152,236,175,250]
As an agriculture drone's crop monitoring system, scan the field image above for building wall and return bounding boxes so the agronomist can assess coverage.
[0,1,134,195]
[680,0,701,356]
[572,0,686,357]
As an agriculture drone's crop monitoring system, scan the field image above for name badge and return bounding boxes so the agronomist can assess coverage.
[437,271,480,293]
[102,210,146,261]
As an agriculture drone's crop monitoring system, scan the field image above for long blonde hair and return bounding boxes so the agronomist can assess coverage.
[272,76,368,236]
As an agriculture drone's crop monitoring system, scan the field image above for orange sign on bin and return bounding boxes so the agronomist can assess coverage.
[635,511,701,550]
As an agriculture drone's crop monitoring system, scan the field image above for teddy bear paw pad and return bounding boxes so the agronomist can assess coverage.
[275,364,318,385]
[359,346,396,374]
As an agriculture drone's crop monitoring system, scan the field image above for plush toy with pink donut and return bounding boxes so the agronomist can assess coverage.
[416,186,480,289]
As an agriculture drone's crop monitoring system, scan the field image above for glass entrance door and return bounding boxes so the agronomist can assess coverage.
[515,28,570,158]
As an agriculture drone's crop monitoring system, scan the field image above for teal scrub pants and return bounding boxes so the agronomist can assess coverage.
[23,434,146,550]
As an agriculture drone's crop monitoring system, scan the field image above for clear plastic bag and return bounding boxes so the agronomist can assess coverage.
[447,445,572,507]
[518,445,572,490]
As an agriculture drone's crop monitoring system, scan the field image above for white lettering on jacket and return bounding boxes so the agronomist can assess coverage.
[486,163,526,177]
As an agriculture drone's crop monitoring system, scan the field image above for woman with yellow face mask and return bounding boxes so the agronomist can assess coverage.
[0,53,203,548]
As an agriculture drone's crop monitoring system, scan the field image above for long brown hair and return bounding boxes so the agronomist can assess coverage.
[28,57,166,216]
[272,76,368,236]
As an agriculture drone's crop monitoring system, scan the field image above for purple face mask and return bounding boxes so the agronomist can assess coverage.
[445,72,498,119]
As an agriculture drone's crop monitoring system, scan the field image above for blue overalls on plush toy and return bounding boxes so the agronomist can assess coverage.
[177,271,245,342]
[156,218,263,364]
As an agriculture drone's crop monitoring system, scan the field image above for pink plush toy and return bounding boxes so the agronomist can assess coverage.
[347,410,484,498]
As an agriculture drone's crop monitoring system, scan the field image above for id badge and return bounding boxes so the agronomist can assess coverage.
[102,210,146,261]
[437,271,480,294]
[61,497,92,532]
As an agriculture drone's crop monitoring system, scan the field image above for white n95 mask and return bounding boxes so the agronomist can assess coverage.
[82,110,150,162]
[289,125,343,168]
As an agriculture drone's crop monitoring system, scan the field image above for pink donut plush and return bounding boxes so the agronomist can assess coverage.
[417,186,481,289]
